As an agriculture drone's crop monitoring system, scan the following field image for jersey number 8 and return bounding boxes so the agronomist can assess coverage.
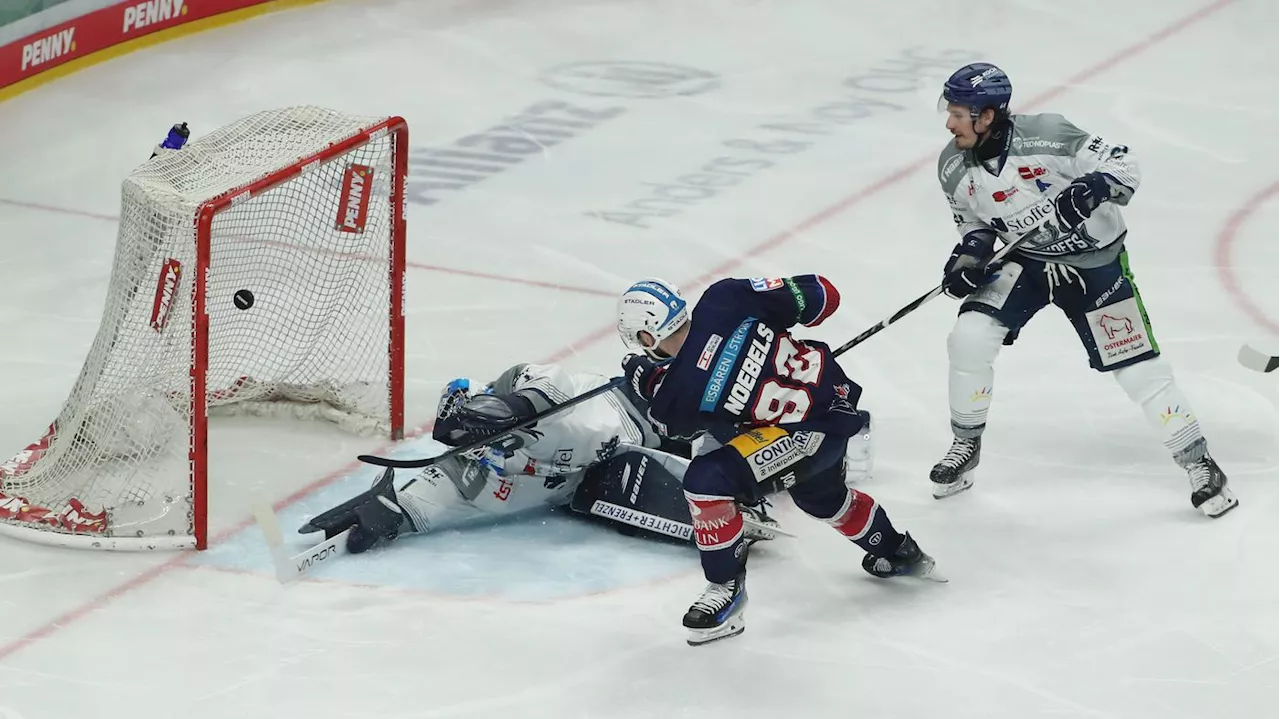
[751,336,823,423]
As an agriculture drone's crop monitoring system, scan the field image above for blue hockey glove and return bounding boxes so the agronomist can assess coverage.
[622,353,666,403]
[1054,172,1110,230]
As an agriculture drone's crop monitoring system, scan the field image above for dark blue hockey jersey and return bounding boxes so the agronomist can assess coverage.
[646,276,864,442]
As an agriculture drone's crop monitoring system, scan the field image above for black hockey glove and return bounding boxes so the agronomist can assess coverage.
[622,353,666,403]
[1054,172,1110,230]
[942,231,1001,300]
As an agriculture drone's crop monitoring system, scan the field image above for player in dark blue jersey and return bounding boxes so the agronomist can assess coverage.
[616,276,944,645]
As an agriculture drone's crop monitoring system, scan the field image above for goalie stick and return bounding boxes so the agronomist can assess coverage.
[1238,344,1279,373]
[253,497,352,582]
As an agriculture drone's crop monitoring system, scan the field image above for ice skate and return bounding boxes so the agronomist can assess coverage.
[861,532,947,583]
[1185,454,1238,518]
[930,436,980,499]
[683,574,747,646]
[740,501,792,542]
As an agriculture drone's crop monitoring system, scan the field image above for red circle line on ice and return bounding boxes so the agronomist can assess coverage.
[1213,181,1279,334]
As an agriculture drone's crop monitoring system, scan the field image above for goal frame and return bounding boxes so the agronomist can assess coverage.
[190,116,409,550]
[0,115,408,552]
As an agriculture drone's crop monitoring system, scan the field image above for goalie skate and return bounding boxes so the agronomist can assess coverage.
[930,437,979,499]
[740,502,793,542]
[683,574,747,646]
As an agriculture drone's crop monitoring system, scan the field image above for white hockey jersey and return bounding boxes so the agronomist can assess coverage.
[398,364,662,532]
[938,113,1141,269]
[488,363,658,483]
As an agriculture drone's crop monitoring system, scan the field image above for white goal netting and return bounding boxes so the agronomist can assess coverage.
[0,106,406,550]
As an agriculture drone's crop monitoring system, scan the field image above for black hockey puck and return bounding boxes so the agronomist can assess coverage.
[233,289,255,310]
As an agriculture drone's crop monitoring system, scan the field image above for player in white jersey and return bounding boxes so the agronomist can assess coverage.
[300,362,789,552]
[929,63,1236,517]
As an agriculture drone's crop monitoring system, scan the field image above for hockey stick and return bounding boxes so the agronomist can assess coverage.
[830,223,1050,357]
[1238,344,1279,373]
[355,376,628,469]
[253,498,352,582]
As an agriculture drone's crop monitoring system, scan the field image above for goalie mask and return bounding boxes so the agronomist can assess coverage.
[616,278,688,358]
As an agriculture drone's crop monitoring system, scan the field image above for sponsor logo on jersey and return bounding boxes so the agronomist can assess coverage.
[697,334,723,370]
[940,153,963,183]
[724,324,776,416]
[493,476,514,501]
[554,449,574,472]
[149,258,182,332]
[1017,166,1047,180]
[700,318,755,411]
[123,0,187,33]
[783,277,806,313]
[745,433,803,482]
[1012,137,1066,151]
[750,277,784,292]
[992,188,1018,202]
[21,27,75,72]
[1002,200,1055,233]
[336,164,374,233]
[1036,179,1052,193]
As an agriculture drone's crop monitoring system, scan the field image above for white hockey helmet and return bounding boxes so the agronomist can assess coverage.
[617,278,689,356]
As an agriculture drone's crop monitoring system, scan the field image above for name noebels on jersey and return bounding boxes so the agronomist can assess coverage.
[725,324,775,416]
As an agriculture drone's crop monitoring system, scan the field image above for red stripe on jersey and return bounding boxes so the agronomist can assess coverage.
[828,489,876,540]
[804,275,841,327]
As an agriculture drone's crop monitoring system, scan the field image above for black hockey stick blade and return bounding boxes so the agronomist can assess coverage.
[356,377,628,469]
[1238,344,1279,373]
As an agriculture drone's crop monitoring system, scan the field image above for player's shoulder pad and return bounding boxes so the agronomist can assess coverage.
[937,143,967,196]
[1009,113,1091,158]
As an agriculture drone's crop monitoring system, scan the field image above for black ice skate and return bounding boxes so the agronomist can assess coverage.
[930,436,980,499]
[683,574,747,646]
[1186,454,1238,518]
[860,532,946,583]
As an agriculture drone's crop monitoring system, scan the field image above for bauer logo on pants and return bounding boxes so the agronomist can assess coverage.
[336,164,374,233]
[1086,297,1151,367]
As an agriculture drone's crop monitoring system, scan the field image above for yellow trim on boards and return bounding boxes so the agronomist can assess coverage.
[0,0,331,104]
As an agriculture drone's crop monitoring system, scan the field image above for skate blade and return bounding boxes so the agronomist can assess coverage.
[1199,489,1239,518]
[742,515,795,541]
[931,474,974,499]
[912,556,949,583]
[686,617,746,646]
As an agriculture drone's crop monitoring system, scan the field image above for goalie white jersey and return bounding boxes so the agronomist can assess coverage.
[399,363,662,532]
[939,113,1142,269]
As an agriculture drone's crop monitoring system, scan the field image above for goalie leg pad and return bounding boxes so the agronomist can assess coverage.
[569,447,694,542]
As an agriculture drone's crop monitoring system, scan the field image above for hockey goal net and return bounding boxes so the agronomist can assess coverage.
[0,107,407,550]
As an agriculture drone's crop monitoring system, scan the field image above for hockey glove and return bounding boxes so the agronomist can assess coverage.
[622,353,666,403]
[942,232,1001,300]
[1054,172,1110,230]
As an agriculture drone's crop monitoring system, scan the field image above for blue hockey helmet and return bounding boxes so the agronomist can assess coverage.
[938,63,1012,118]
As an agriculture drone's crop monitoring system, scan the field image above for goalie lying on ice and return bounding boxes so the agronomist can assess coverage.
[299,362,833,552]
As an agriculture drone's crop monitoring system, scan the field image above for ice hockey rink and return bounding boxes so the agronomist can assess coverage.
[0,0,1276,717]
